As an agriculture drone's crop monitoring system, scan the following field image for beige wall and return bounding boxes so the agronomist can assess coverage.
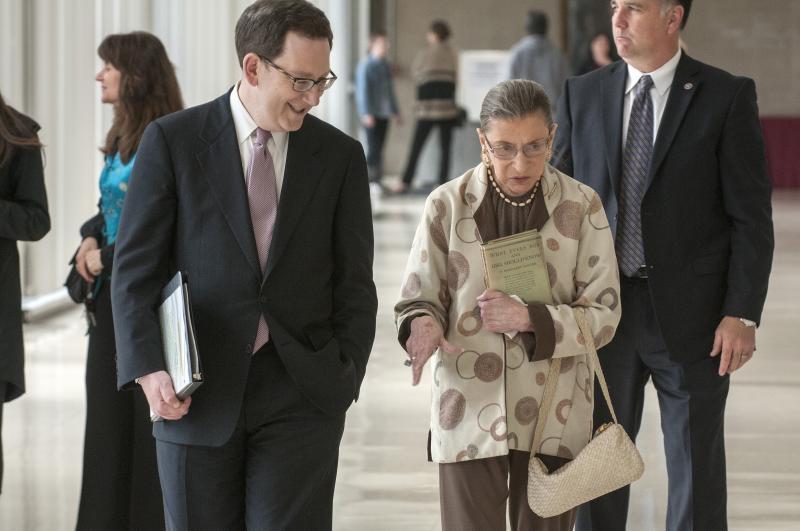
[683,0,800,116]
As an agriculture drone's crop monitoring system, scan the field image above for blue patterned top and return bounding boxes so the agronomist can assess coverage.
[99,152,135,245]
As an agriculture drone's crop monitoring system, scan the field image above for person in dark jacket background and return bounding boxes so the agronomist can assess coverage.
[72,31,183,530]
[355,32,400,193]
[507,11,571,108]
[0,91,50,494]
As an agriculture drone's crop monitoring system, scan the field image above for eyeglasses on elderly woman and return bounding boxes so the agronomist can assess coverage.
[481,125,555,160]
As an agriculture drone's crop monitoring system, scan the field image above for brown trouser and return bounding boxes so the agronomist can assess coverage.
[439,450,576,531]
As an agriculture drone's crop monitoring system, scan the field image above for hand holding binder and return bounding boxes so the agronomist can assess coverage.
[137,370,192,421]
[139,271,204,422]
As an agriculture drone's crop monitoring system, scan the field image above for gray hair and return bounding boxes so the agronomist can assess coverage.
[479,80,553,132]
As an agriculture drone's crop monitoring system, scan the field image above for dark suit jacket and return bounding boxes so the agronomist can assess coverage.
[111,90,377,446]
[0,111,50,402]
[553,53,773,365]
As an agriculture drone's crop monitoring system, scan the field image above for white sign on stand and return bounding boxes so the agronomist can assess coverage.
[457,50,511,124]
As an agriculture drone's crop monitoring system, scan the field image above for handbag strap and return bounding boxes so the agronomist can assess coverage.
[530,307,618,454]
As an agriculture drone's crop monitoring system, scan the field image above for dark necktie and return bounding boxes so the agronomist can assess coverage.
[617,75,654,277]
[247,128,278,351]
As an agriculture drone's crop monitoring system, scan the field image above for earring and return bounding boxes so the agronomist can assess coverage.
[544,147,553,161]
[481,149,491,166]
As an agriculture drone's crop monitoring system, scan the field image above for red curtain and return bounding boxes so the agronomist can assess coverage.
[761,117,800,188]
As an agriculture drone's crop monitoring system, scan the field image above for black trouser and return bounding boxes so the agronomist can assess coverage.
[156,342,346,531]
[576,276,730,531]
[402,119,454,186]
[365,117,390,183]
[76,282,165,531]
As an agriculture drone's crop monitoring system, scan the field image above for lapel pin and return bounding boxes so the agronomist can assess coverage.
[684,82,694,90]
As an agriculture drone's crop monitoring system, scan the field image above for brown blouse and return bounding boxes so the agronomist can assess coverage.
[472,179,557,362]
[469,179,568,471]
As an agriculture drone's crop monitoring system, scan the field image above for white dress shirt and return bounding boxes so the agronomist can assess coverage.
[622,48,682,149]
[229,83,289,198]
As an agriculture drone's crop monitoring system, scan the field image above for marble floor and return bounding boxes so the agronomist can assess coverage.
[2,190,798,530]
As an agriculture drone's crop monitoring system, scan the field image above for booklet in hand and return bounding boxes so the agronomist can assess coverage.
[152,271,203,422]
[480,228,554,305]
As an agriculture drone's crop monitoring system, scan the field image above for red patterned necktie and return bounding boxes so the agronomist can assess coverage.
[247,127,278,351]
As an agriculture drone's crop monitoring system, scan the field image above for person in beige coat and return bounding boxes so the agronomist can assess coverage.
[395,20,459,193]
[395,80,621,531]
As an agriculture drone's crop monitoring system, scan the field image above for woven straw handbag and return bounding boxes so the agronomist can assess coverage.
[527,307,644,518]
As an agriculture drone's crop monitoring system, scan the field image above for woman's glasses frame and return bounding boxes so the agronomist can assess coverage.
[483,134,551,160]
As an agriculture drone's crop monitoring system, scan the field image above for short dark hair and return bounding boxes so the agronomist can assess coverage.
[526,10,548,36]
[665,0,692,29]
[235,0,333,65]
[429,20,451,42]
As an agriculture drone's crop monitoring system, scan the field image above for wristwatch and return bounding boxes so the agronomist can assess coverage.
[738,318,757,328]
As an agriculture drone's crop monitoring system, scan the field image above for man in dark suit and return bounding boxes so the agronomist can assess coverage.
[552,1,773,530]
[111,1,377,529]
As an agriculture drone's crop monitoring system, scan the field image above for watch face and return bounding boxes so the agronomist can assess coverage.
[739,318,757,328]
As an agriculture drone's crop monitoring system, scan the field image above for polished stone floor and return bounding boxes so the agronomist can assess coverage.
[2,190,798,530]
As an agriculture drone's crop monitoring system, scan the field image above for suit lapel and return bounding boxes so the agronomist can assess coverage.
[263,116,324,280]
[196,91,262,279]
[602,63,626,195]
[648,53,700,187]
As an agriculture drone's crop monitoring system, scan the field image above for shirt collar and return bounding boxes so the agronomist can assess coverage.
[625,48,682,97]
[229,82,288,151]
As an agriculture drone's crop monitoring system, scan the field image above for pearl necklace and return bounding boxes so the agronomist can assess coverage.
[487,165,540,207]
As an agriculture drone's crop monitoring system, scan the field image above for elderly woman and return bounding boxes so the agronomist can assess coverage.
[395,80,621,530]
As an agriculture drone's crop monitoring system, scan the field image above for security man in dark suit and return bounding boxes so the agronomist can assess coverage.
[111,1,377,529]
[552,1,773,530]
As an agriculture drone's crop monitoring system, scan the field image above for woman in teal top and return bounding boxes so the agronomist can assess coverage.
[100,151,134,246]
[80,151,135,276]
[72,32,183,531]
